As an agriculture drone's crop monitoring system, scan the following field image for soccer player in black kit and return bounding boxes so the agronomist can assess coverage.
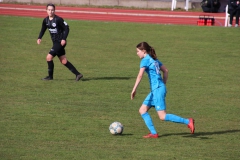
[37,3,83,81]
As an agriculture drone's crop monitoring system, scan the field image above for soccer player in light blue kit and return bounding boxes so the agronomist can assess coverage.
[131,42,195,138]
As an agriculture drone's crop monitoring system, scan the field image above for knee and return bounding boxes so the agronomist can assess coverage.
[60,59,67,65]
[46,56,52,61]
[139,108,145,115]
[159,116,165,121]
[157,111,166,121]
[46,54,53,61]
[139,106,148,115]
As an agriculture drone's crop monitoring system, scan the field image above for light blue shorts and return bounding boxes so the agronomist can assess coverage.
[142,86,167,111]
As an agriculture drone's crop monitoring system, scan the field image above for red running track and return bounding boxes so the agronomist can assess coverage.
[0,3,226,26]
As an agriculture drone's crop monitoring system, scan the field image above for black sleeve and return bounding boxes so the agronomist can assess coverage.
[58,17,69,40]
[38,18,47,39]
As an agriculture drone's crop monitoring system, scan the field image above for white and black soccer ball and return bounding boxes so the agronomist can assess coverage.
[109,122,124,135]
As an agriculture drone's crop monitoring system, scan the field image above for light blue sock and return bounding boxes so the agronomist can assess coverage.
[141,112,157,134]
[164,114,189,125]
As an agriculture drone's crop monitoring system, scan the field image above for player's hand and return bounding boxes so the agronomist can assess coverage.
[131,90,136,100]
[61,40,66,46]
[37,39,41,44]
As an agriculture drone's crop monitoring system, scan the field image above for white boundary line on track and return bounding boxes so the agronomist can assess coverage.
[0,7,225,19]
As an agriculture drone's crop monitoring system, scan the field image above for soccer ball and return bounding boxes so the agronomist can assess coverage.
[109,122,124,135]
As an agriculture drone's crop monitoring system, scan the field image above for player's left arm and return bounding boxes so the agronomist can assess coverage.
[160,65,168,84]
[59,17,69,46]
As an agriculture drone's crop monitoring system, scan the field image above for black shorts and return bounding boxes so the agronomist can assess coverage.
[49,42,66,57]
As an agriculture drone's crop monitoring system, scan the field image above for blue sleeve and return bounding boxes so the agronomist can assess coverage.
[140,58,148,68]
[157,60,163,67]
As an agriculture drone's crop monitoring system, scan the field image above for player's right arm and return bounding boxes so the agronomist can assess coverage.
[131,67,145,100]
[37,18,47,44]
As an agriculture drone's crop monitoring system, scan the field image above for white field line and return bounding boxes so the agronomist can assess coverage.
[0,7,225,19]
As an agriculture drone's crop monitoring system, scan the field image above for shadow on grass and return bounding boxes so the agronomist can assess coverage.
[121,133,134,136]
[110,133,134,137]
[81,77,133,81]
[160,129,240,139]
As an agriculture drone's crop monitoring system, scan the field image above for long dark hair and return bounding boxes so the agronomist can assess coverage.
[136,42,157,60]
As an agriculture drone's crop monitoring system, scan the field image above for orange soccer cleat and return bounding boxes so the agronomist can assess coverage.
[188,118,195,134]
[143,133,159,138]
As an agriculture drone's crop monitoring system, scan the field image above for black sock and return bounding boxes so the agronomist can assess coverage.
[47,61,54,78]
[64,61,80,75]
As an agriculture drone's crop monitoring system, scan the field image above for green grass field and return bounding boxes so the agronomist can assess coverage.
[0,15,240,160]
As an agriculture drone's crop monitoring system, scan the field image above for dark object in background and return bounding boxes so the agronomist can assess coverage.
[201,0,221,13]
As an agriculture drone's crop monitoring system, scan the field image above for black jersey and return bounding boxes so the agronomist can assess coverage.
[38,15,69,42]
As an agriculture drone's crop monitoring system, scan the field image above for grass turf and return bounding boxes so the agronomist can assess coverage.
[0,15,240,159]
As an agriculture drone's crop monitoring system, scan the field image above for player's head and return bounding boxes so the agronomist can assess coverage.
[136,42,157,60]
[46,3,55,17]
[46,3,55,10]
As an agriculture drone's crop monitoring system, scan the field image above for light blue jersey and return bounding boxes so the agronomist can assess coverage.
[140,54,166,110]
[140,54,165,91]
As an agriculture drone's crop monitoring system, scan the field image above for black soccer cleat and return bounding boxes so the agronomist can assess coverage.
[76,74,83,81]
[42,76,53,80]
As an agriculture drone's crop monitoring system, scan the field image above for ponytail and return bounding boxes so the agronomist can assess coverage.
[149,47,157,60]
[136,42,157,60]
